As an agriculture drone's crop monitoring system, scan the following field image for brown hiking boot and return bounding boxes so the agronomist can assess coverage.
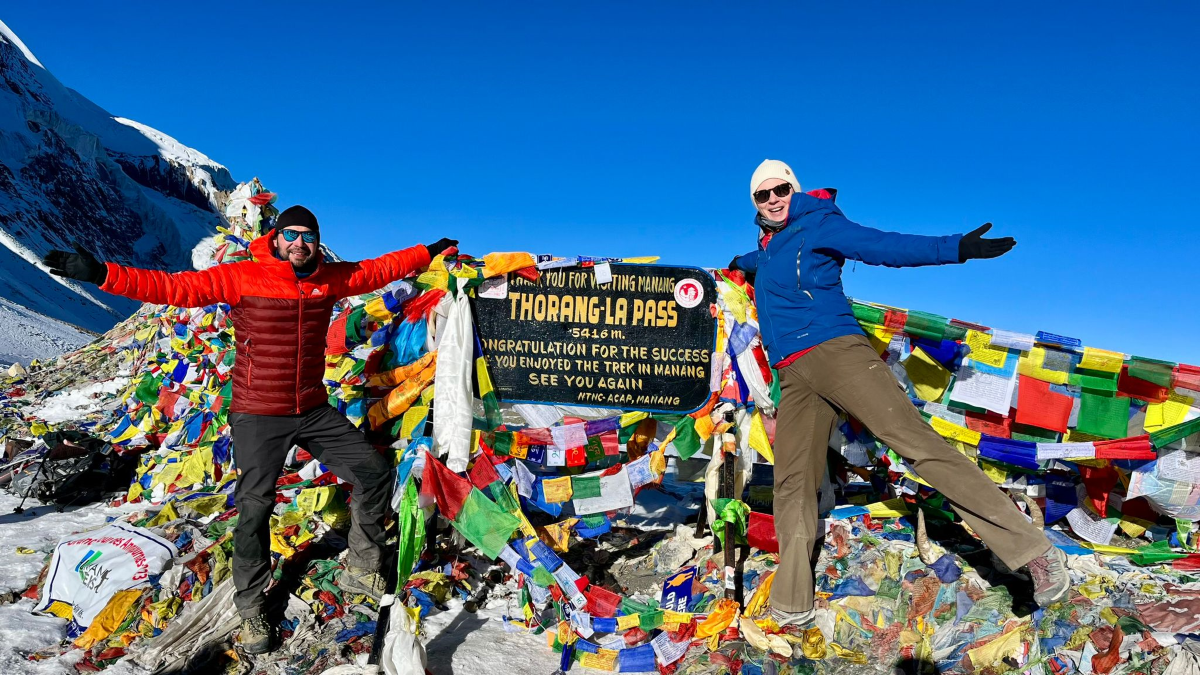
[237,614,274,655]
[1028,546,1070,607]
[341,564,388,600]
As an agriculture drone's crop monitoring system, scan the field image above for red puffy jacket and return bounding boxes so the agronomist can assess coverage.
[100,232,431,415]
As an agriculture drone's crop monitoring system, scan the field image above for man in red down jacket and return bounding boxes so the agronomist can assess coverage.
[44,205,457,654]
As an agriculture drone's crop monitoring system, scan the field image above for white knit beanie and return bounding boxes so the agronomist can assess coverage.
[749,159,801,206]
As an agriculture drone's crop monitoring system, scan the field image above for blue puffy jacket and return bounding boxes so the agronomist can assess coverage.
[732,190,963,364]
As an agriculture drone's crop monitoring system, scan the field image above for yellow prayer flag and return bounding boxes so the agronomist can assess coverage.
[400,406,429,439]
[616,614,640,630]
[966,628,1024,667]
[980,460,1008,484]
[580,650,618,671]
[1018,348,1069,385]
[1081,543,1139,555]
[364,297,392,322]
[619,411,650,428]
[542,476,573,503]
[865,498,911,518]
[663,610,692,624]
[748,411,775,464]
[929,416,981,446]
[904,347,951,402]
[965,330,1008,368]
[297,486,338,514]
[147,502,179,527]
[1079,347,1125,373]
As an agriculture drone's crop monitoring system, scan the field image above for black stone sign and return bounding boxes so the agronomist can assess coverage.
[473,264,718,413]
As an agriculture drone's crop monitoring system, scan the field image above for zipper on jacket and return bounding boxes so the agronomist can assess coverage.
[245,338,253,387]
[796,239,814,300]
[296,280,304,414]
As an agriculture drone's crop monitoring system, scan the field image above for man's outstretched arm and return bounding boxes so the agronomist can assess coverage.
[336,238,455,296]
[44,244,243,307]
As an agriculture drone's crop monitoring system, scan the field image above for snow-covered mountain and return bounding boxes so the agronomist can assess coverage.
[0,18,238,342]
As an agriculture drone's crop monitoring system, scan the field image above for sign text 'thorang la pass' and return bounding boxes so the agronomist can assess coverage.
[473,264,718,413]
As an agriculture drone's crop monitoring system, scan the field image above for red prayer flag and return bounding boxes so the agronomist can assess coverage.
[600,432,620,456]
[747,511,779,553]
[1014,376,1072,433]
[1174,364,1200,391]
[468,456,501,490]
[966,410,1012,438]
[1117,367,1170,403]
[585,585,622,618]
[325,314,350,355]
[566,446,587,467]
[419,454,473,521]
[1094,435,1156,460]
[1078,463,1119,518]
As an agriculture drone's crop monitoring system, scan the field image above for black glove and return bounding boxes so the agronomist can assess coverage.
[43,243,107,285]
[727,256,740,271]
[958,223,1015,262]
[424,238,458,258]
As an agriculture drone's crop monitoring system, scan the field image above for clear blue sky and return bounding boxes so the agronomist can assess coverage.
[6,3,1198,362]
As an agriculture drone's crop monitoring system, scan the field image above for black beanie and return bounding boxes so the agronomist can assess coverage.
[275,205,319,236]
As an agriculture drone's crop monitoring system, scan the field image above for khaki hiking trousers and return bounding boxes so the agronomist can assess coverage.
[769,333,1051,613]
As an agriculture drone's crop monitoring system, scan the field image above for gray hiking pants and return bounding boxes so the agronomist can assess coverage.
[770,334,1051,613]
[230,405,393,618]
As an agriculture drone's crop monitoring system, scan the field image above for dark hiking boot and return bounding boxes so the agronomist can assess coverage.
[341,565,388,600]
[237,614,273,655]
[1028,545,1070,607]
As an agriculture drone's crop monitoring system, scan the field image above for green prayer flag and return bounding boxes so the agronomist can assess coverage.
[1070,368,1120,392]
[942,324,967,341]
[672,416,701,460]
[1128,356,1175,388]
[533,565,555,588]
[904,311,947,341]
[571,475,602,500]
[489,480,521,513]
[491,431,513,456]
[1076,391,1131,439]
[618,419,640,444]
[639,610,664,631]
[852,302,886,326]
[585,437,605,463]
[620,597,655,615]
[450,488,520,560]
[1129,540,1186,566]
[395,478,426,590]
[1151,416,1200,449]
[711,497,750,548]
[135,374,162,405]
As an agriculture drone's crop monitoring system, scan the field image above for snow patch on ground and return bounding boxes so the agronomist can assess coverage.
[0,297,94,367]
[27,377,129,423]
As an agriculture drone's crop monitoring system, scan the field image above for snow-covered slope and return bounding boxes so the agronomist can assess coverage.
[0,19,238,340]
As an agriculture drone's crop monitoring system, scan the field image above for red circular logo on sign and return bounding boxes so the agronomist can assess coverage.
[674,278,704,308]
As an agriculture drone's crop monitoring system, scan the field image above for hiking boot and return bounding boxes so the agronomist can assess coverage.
[341,564,388,600]
[1028,546,1070,607]
[770,605,816,628]
[237,614,273,655]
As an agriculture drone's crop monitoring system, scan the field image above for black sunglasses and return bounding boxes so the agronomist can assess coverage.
[279,229,318,243]
[753,183,793,204]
